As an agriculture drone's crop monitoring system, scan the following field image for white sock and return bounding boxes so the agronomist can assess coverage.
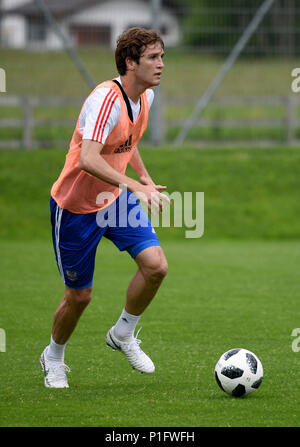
[113,308,141,341]
[46,335,66,363]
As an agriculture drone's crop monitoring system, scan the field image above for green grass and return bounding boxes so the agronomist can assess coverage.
[1,145,300,427]
[1,238,300,427]
[1,146,300,241]
[0,48,296,97]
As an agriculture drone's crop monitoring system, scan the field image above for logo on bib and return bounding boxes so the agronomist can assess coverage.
[114,135,132,153]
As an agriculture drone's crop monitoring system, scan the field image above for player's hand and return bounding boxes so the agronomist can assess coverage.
[139,175,167,192]
[135,178,170,214]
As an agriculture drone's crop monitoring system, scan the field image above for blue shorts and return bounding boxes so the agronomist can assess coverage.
[50,191,160,289]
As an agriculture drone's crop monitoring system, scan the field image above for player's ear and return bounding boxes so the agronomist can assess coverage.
[125,56,136,72]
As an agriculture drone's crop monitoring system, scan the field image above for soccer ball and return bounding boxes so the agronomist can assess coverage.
[214,348,263,397]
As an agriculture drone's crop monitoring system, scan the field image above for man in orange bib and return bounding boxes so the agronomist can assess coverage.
[40,27,169,388]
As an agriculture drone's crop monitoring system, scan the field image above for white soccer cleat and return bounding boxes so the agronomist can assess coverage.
[106,326,155,374]
[40,347,71,388]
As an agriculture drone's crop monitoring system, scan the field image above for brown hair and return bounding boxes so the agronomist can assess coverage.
[115,27,164,76]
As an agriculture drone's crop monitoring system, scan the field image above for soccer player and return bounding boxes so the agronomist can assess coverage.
[40,27,169,388]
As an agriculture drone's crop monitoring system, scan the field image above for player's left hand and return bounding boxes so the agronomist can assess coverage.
[138,175,170,214]
[139,175,167,191]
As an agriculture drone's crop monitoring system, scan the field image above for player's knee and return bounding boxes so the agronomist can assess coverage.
[158,258,168,279]
[66,286,92,309]
[144,258,168,284]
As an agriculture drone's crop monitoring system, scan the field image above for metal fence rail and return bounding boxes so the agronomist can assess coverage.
[0,95,82,149]
[0,94,298,149]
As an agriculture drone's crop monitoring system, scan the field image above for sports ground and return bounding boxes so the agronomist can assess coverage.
[1,146,300,427]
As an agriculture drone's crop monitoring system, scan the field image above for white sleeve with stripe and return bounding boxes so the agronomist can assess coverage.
[81,88,121,144]
[146,88,154,109]
[80,86,154,144]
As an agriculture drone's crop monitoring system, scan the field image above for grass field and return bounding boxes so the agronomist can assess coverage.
[1,146,300,241]
[0,48,296,97]
[1,145,300,427]
[1,239,300,427]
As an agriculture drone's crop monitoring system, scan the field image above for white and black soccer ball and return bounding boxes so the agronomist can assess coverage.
[214,348,263,397]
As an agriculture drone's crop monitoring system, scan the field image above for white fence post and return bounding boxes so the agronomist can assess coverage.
[22,96,33,150]
[150,0,164,145]
[286,95,296,145]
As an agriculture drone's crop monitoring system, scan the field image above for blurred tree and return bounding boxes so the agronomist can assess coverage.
[182,0,297,56]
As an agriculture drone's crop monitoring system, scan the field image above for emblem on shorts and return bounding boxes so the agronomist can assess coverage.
[66,270,77,281]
